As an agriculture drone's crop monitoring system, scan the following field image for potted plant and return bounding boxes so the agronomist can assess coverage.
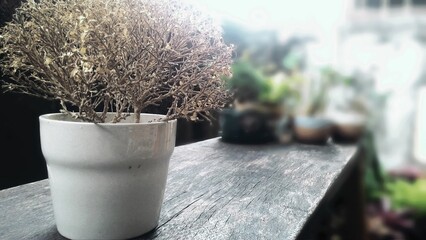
[220,60,298,144]
[293,71,332,144]
[322,68,368,143]
[0,0,233,239]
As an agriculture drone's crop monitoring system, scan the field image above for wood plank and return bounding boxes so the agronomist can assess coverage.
[0,138,357,240]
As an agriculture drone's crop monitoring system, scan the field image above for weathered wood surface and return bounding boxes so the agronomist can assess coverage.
[0,138,357,240]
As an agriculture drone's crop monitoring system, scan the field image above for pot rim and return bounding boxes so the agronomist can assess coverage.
[294,116,333,129]
[39,112,177,126]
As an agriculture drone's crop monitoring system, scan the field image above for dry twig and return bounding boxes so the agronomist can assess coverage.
[0,0,233,123]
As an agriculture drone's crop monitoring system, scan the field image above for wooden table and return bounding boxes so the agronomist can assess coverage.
[0,138,362,240]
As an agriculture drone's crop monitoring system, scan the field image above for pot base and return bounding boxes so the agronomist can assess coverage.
[294,117,332,145]
[332,124,364,143]
[58,222,158,240]
[294,126,331,145]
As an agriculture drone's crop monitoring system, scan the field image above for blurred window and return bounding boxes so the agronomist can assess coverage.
[366,0,382,8]
[352,0,426,16]
[413,0,426,5]
[389,0,404,7]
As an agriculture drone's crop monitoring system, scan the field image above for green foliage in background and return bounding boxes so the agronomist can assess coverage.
[225,60,300,105]
[362,131,426,215]
[362,131,387,200]
[225,60,266,101]
[258,76,301,105]
[320,67,353,86]
[387,179,426,214]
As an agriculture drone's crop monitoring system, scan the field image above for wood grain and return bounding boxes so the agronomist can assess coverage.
[0,138,357,240]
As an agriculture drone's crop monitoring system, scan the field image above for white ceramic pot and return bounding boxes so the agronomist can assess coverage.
[39,113,177,240]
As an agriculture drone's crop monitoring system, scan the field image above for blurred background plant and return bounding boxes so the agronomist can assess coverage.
[363,130,426,240]
[225,59,301,111]
[215,0,426,235]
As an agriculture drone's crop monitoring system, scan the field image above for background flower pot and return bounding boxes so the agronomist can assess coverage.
[39,113,177,240]
[328,112,366,143]
[332,123,365,143]
[219,108,276,144]
[294,116,332,144]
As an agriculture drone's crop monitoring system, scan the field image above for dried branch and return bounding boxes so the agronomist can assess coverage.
[0,0,233,123]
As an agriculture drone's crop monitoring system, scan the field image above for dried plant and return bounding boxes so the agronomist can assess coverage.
[0,0,233,123]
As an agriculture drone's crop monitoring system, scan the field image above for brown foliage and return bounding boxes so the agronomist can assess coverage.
[0,0,233,123]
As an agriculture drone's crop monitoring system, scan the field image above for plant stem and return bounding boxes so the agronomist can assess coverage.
[134,106,141,123]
